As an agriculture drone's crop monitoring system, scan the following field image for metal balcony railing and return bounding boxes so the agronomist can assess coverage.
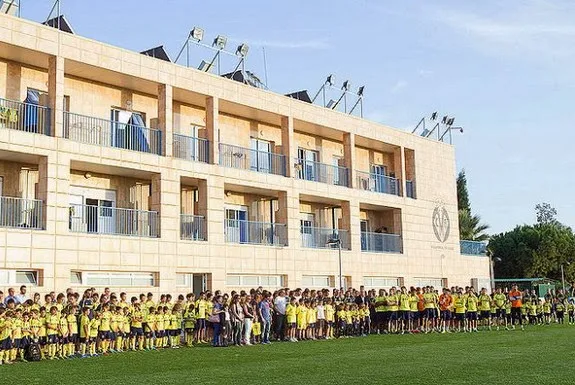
[180,214,206,241]
[295,158,349,187]
[355,170,400,196]
[300,226,350,249]
[224,220,287,246]
[406,180,416,199]
[69,204,159,238]
[0,197,43,229]
[361,232,403,253]
[460,240,487,256]
[173,134,210,163]
[219,143,286,176]
[0,97,50,135]
[63,112,162,155]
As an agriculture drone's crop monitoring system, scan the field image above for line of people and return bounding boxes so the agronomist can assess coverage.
[0,284,572,364]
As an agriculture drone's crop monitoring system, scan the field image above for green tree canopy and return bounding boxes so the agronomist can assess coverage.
[459,209,490,242]
[456,170,471,212]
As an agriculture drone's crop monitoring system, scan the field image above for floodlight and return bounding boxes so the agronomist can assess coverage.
[191,27,204,42]
[326,74,336,86]
[442,115,448,124]
[326,99,337,109]
[342,80,351,91]
[431,111,438,120]
[236,43,250,57]
[357,86,365,97]
[447,117,456,126]
[213,35,227,50]
[198,60,214,72]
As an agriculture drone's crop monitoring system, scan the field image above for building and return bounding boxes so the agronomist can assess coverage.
[0,12,490,295]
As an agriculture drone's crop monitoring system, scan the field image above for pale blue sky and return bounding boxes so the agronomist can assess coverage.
[20,0,575,233]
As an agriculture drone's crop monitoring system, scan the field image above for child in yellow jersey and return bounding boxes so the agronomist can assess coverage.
[568,300,575,325]
[169,308,181,348]
[155,308,165,348]
[45,306,60,360]
[122,308,131,351]
[21,312,31,361]
[162,307,171,348]
[306,300,317,340]
[183,304,196,347]
[324,299,335,339]
[0,309,13,364]
[336,304,347,338]
[130,303,145,351]
[57,309,68,358]
[79,307,90,357]
[30,310,41,343]
[112,307,123,352]
[11,309,23,362]
[99,304,113,354]
[88,313,100,356]
[528,301,538,325]
[144,307,157,350]
[296,301,308,340]
[67,306,78,357]
[285,298,297,342]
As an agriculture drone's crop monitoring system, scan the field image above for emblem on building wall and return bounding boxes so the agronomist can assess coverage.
[432,204,450,243]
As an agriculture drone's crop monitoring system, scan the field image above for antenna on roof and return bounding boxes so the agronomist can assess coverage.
[412,112,463,143]
[45,0,62,30]
[1,0,20,17]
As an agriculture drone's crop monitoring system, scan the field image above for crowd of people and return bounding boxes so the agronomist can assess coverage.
[0,283,573,364]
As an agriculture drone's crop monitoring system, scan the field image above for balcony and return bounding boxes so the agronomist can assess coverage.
[361,232,402,253]
[219,143,286,176]
[0,197,43,230]
[295,159,349,187]
[63,112,162,155]
[180,214,206,241]
[300,226,350,249]
[69,204,159,238]
[460,240,487,256]
[0,97,50,135]
[224,219,287,246]
[406,180,416,199]
[356,171,400,196]
[173,134,210,163]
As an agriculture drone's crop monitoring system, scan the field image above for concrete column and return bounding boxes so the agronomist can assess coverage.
[36,155,58,232]
[158,84,173,157]
[48,56,64,137]
[197,179,209,240]
[281,116,296,177]
[205,176,225,245]
[393,146,405,196]
[205,96,219,164]
[276,190,299,247]
[343,133,356,188]
[340,199,360,251]
[151,173,179,242]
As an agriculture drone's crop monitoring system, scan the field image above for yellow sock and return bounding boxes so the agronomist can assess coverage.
[10,349,16,361]
[116,337,122,350]
[0,350,4,363]
[80,343,86,355]
[68,343,74,356]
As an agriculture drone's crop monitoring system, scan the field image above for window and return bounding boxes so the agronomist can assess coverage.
[301,275,333,288]
[413,278,444,288]
[363,276,400,288]
[0,270,40,286]
[75,271,157,287]
[226,274,283,288]
[176,273,192,287]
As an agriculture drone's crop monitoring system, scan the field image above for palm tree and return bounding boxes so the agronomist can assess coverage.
[459,209,490,241]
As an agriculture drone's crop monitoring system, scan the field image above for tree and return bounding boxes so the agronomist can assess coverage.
[490,205,575,281]
[456,169,489,241]
[535,202,558,225]
[459,209,490,242]
[456,170,471,212]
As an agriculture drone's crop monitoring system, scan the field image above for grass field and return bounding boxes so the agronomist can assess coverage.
[5,325,575,385]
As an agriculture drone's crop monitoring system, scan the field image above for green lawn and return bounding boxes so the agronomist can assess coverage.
[7,326,575,385]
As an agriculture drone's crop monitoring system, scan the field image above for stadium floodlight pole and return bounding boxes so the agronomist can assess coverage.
[327,238,343,290]
[439,126,464,144]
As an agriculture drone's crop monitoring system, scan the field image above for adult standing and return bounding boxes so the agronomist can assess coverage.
[4,287,17,305]
[509,284,524,330]
[273,289,287,341]
[258,292,272,344]
[243,294,255,345]
[210,295,224,347]
[14,285,28,304]
[230,295,244,346]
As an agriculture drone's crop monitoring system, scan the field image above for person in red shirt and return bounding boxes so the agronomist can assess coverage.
[508,285,524,330]
[439,288,453,333]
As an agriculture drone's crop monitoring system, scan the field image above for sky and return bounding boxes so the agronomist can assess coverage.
[19,0,575,234]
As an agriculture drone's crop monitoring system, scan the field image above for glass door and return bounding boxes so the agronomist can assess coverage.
[370,164,386,193]
[298,148,319,181]
[300,213,315,248]
[360,220,369,251]
[225,207,248,243]
[250,138,272,173]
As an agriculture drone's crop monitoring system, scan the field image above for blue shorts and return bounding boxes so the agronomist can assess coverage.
[131,327,144,337]
[169,329,179,337]
[1,338,12,350]
[12,338,21,349]
[441,310,452,320]
[308,323,316,329]
[400,311,410,321]
[388,311,398,321]
[425,308,436,319]
[480,311,491,320]
[99,331,112,340]
[467,311,478,321]
[496,309,506,318]
[47,335,58,344]
[196,319,206,330]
